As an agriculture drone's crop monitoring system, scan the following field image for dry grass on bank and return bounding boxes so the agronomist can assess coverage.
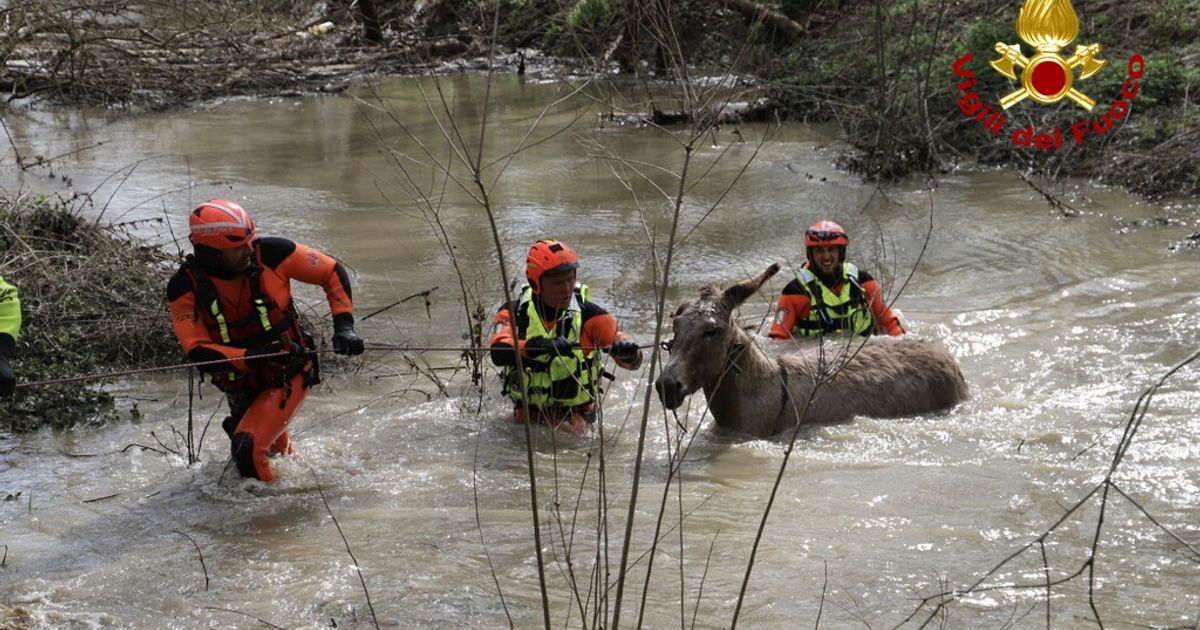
[2,1,383,110]
[0,191,178,430]
[766,0,1200,198]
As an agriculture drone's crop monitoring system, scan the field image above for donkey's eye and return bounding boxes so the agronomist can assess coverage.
[702,328,721,338]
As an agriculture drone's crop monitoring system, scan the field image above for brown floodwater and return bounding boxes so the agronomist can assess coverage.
[1,73,1198,628]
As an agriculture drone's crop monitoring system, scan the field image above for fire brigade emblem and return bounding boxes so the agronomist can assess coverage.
[990,0,1106,110]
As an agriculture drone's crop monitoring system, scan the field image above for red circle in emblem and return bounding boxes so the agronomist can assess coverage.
[1031,60,1067,97]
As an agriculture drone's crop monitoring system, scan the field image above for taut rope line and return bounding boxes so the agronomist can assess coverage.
[14,342,656,388]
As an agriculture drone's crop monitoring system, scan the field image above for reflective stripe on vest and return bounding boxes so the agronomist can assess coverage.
[792,263,874,337]
[185,257,297,386]
[502,284,600,409]
[207,294,272,382]
[209,297,272,344]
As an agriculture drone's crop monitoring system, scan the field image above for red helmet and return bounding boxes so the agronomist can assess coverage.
[188,199,256,249]
[526,239,579,292]
[804,220,849,247]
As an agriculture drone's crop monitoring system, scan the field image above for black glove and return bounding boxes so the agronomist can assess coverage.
[333,322,364,356]
[244,339,295,364]
[609,339,640,362]
[0,354,15,397]
[525,336,574,357]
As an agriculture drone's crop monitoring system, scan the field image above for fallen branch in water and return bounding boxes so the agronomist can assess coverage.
[359,286,439,321]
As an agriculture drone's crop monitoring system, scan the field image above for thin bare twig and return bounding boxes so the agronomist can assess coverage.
[173,529,210,591]
[201,607,285,629]
[311,471,380,629]
[904,348,1200,628]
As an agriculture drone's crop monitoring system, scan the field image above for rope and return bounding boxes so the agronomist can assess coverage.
[363,342,653,353]
[15,347,326,389]
[13,342,656,389]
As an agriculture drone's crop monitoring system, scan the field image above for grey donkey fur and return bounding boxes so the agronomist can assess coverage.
[655,264,969,436]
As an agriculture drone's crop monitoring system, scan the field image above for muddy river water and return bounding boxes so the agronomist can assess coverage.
[1,74,1198,628]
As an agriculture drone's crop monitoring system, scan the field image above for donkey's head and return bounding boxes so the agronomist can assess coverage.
[655,263,780,409]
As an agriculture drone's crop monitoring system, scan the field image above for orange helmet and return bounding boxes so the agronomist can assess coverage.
[188,199,256,249]
[804,220,849,247]
[525,239,579,293]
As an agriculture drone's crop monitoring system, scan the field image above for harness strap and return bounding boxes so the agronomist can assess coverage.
[186,258,290,342]
[804,279,863,326]
[183,255,316,395]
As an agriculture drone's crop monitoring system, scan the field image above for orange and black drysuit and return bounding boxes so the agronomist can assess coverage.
[488,285,641,426]
[167,237,355,481]
[769,262,904,339]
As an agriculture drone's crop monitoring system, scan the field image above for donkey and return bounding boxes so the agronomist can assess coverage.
[654,264,969,436]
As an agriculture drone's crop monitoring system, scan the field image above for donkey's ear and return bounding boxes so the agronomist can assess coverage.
[719,263,781,312]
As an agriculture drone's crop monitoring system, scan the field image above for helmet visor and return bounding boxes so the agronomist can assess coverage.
[806,229,845,243]
[543,261,579,277]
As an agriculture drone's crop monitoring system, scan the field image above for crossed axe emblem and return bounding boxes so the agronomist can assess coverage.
[991,42,1106,111]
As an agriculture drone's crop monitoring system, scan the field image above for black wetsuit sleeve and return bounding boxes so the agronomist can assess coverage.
[780,278,806,295]
[256,237,298,269]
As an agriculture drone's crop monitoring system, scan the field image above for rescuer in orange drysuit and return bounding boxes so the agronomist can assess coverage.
[167,199,364,481]
[488,239,642,434]
[769,220,904,339]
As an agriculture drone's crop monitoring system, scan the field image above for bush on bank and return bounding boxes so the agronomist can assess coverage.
[4,1,1194,195]
[762,0,1200,198]
[0,192,178,431]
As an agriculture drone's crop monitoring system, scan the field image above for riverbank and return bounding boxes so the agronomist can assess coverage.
[0,189,357,431]
[0,192,177,430]
[0,1,485,111]
[763,0,1199,199]
[2,1,1196,196]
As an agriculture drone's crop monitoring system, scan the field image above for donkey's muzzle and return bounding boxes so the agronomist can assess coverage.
[655,373,687,410]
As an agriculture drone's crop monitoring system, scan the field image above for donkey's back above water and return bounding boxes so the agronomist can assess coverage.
[655,264,969,436]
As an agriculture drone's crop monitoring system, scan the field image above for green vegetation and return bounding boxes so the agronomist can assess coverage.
[3,1,1195,195]
[0,192,178,431]
[762,0,1200,197]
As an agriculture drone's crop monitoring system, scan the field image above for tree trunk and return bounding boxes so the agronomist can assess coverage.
[358,0,384,44]
[715,0,807,39]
